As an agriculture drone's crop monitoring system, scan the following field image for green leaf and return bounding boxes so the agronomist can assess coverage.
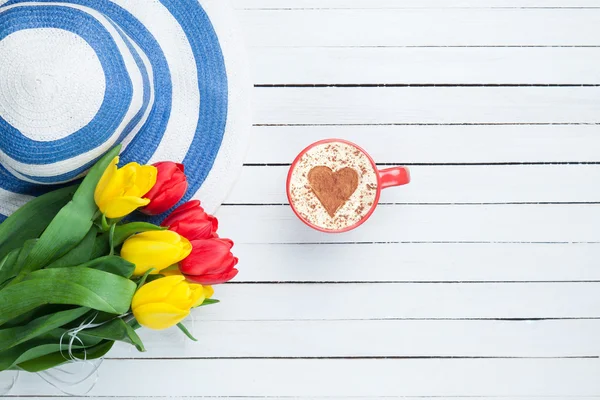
[0,248,22,288]
[14,209,95,277]
[0,185,77,261]
[197,299,220,307]
[0,267,136,326]
[0,330,102,372]
[14,352,69,373]
[91,222,166,259]
[46,226,98,269]
[176,323,198,342]
[0,305,65,329]
[0,239,37,288]
[78,256,135,278]
[79,318,145,352]
[3,257,133,327]
[17,340,114,373]
[128,319,141,330]
[0,343,72,372]
[0,308,90,351]
[91,236,110,259]
[10,146,122,284]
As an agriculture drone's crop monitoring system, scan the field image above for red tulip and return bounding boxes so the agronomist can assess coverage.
[180,238,239,285]
[141,162,188,215]
[161,200,218,240]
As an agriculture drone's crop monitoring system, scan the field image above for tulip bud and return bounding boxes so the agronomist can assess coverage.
[180,238,239,285]
[94,157,158,218]
[141,162,188,216]
[162,200,218,240]
[121,230,192,276]
[131,276,211,330]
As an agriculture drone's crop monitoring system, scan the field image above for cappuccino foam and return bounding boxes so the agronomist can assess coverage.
[289,142,378,231]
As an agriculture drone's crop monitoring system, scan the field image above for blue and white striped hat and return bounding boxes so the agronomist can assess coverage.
[0,0,251,221]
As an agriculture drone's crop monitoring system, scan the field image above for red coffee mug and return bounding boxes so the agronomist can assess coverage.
[286,139,410,233]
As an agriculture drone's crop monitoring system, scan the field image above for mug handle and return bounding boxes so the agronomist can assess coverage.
[379,167,410,189]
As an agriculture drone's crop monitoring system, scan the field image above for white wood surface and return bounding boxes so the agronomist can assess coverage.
[252,47,600,84]
[12,359,600,397]
[240,9,600,46]
[247,125,600,163]
[9,1,600,398]
[229,165,600,203]
[254,87,600,124]
[234,0,600,8]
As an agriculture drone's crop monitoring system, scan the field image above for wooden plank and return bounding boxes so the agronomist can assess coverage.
[239,9,600,47]
[13,398,600,400]
[110,319,600,358]
[227,165,600,204]
[14,398,600,400]
[185,283,600,320]
[12,359,600,397]
[253,87,600,125]
[251,47,600,84]
[233,243,600,282]
[235,0,600,9]
[246,125,600,164]
[216,205,600,243]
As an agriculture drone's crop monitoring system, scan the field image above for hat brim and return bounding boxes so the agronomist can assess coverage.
[0,0,251,222]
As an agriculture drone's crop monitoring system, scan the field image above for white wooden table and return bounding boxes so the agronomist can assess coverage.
[10,0,600,398]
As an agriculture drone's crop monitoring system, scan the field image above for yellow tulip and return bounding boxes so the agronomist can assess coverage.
[131,276,212,330]
[121,231,192,276]
[160,268,215,299]
[94,156,158,218]
[202,285,214,300]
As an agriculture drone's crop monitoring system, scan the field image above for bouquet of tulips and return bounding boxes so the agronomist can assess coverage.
[0,145,238,373]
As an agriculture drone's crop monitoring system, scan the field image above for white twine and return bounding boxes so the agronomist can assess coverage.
[0,313,124,396]
[36,359,102,396]
[34,312,130,396]
[59,313,99,362]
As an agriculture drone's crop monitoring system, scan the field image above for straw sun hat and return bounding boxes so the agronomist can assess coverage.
[0,0,251,221]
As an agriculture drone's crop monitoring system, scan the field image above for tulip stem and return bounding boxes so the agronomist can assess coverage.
[108,223,116,256]
[122,313,135,324]
[136,268,155,289]
[101,214,110,232]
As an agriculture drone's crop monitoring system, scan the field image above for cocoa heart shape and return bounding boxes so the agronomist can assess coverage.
[307,166,359,217]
